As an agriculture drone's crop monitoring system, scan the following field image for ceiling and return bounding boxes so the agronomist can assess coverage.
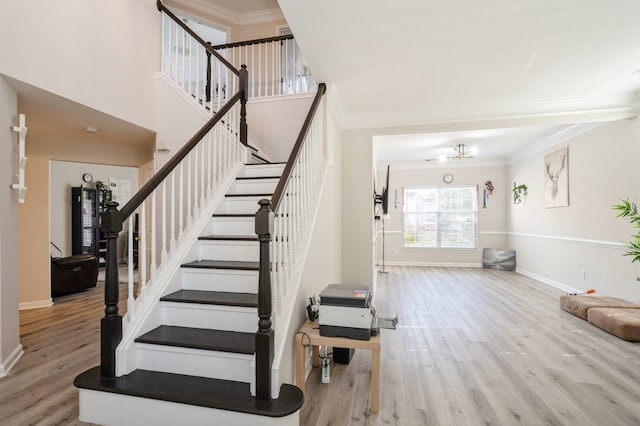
[12,0,640,167]
[272,0,640,165]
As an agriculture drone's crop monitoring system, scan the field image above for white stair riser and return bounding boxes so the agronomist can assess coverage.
[240,164,285,178]
[161,302,258,333]
[220,197,268,214]
[136,343,253,382]
[228,179,279,194]
[199,240,258,262]
[181,269,259,293]
[78,390,299,426]
[209,217,255,236]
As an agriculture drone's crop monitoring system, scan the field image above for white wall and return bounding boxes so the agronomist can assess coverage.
[281,90,342,384]
[0,0,160,131]
[341,129,375,286]
[50,161,139,260]
[507,118,640,302]
[247,95,314,162]
[376,163,508,267]
[154,75,209,169]
[0,77,22,376]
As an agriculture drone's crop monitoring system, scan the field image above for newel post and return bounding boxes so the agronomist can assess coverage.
[100,201,123,380]
[255,199,274,400]
[239,64,249,145]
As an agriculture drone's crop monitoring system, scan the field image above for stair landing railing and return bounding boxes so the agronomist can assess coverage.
[255,82,327,400]
[99,0,248,381]
[161,10,315,113]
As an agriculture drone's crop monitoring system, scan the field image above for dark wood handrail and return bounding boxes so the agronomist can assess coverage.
[211,34,294,50]
[120,91,242,220]
[157,0,239,76]
[270,83,326,212]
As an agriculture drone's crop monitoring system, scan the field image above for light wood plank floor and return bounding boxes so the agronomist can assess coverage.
[3,267,640,425]
[301,266,640,425]
[0,273,126,426]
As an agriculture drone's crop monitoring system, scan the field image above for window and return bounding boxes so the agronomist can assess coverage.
[404,186,478,248]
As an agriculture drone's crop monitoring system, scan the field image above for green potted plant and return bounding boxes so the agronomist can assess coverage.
[95,180,112,211]
[613,198,640,263]
[513,183,528,205]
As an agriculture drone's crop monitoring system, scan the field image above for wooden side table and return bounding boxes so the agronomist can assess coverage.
[295,320,381,413]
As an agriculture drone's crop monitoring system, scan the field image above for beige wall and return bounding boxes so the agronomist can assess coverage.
[0,0,160,131]
[507,118,640,302]
[19,137,150,308]
[0,77,21,375]
[376,163,508,267]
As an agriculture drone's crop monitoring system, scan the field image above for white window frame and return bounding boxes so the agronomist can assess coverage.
[403,186,478,249]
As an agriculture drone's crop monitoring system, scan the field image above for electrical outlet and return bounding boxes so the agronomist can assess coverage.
[580,270,586,279]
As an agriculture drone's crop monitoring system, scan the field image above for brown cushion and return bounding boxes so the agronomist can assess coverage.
[559,295,640,320]
[587,308,640,341]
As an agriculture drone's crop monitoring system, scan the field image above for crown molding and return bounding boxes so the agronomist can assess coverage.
[507,122,604,162]
[340,91,640,131]
[169,0,284,25]
[382,157,508,170]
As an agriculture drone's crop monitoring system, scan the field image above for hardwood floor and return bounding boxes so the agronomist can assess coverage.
[0,274,126,426]
[300,266,640,425]
[3,267,640,425]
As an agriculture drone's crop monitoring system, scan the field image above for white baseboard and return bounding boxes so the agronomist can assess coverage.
[516,268,581,294]
[0,344,24,378]
[380,261,482,268]
[19,299,53,310]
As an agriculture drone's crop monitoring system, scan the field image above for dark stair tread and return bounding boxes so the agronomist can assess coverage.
[225,193,273,198]
[161,290,258,308]
[181,259,259,270]
[236,176,280,180]
[211,213,254,218]
[245,162,286,166]
[136,325,254,354]
[199,234,258,241]
[75,367,303,418]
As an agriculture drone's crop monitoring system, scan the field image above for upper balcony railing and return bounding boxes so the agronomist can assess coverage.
[162,14,316,113]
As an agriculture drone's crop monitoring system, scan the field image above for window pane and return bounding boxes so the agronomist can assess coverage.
[404,186,477,248]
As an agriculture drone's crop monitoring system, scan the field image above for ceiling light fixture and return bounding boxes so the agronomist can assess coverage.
[427,143,475,162]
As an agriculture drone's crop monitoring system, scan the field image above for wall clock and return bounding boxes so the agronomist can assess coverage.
[82,173,93,183]
[443,173,454,184]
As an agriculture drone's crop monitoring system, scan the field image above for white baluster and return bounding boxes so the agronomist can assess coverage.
[150,191,157,282]
[140,202,147,292]
[127,218,135,320]
[161,181,168,268]
[178,163,184,242]
[187,153,192,229]
[170,172,176,253]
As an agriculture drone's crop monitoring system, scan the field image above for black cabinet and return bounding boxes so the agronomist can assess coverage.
[71,186,100,259]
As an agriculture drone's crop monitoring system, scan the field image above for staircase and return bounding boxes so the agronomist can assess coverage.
[75,163,303,426]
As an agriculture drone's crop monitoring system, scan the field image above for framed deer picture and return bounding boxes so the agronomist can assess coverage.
[544,147,569,208]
